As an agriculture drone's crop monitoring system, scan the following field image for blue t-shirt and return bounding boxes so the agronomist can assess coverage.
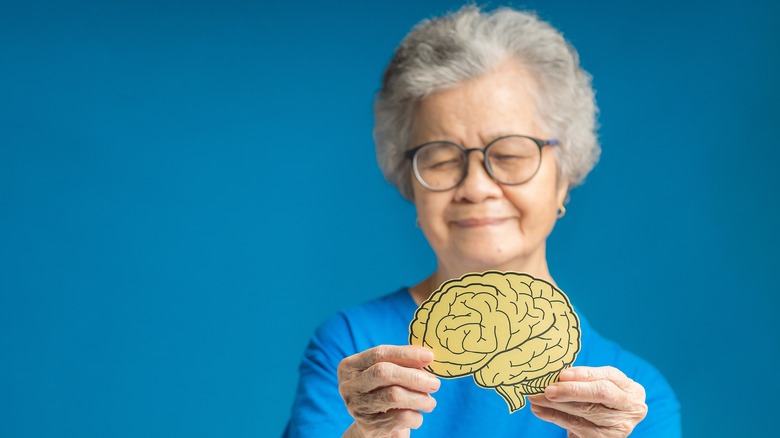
[284,288,680,437]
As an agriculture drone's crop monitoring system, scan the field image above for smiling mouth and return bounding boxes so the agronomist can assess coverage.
[452,218,509,228]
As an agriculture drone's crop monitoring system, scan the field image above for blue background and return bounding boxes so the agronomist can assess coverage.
[2,0,778,436]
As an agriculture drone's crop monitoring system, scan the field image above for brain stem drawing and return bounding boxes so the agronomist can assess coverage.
[409,271,581,413]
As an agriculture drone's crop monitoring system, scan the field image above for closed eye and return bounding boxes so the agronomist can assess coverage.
[492,154,532,161]
[427,159,462,170]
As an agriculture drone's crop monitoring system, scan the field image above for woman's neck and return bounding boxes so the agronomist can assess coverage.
[409,256,556,306]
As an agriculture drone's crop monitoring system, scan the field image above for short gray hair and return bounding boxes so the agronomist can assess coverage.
[374,5,600,200]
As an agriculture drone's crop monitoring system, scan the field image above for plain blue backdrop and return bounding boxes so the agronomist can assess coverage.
[1,0,778,436]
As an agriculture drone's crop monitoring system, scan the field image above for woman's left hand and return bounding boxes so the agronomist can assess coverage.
[527,366,648,438]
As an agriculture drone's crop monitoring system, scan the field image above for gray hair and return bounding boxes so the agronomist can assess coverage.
[374,5,600,200]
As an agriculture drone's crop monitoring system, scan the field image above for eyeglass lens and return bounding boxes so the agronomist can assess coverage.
[413,136,542,190]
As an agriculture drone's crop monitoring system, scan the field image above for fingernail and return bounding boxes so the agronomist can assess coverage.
[545,385,559,399]
[429,377,441,392]
[419,349,434,362]
[560,369,575,380]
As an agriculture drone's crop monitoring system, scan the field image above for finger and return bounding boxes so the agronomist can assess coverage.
[352,385,437,415]
[361,409,424,432]
[343,345,435,371]
[352,361,441,394]
[528,396,625,427]
[530,404,596,435]
[544,380,628,409]
[559,366,633,391]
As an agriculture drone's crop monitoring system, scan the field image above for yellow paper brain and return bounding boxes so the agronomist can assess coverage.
[409,271,581,412]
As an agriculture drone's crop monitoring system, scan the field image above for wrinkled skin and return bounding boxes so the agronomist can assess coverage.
[528,366,648,437]
[338,345,440,438]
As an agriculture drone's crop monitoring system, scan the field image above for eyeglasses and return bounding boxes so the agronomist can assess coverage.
[405,135,559,191]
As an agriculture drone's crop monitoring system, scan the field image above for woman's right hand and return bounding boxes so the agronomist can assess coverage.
[338,345,441,438]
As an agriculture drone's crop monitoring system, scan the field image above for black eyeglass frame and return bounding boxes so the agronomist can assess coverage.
[404,134,559,191]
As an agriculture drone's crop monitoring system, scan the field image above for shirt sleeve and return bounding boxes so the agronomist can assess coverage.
[283,313,357,438]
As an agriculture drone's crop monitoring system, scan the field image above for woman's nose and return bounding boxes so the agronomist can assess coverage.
[453,151,503,202]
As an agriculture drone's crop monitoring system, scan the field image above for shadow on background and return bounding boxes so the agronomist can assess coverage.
[1,0,778,436]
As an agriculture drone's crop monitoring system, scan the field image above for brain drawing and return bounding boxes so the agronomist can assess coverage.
[409,271,581,412]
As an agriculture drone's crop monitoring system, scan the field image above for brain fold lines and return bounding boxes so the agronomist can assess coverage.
[409,271,581,413]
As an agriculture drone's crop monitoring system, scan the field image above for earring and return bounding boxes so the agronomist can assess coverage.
[557,205,566,219]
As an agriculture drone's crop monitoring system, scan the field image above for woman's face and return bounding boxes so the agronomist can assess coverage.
[411,60,569,275]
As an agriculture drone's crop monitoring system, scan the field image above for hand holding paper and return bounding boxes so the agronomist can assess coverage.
[528,366,648,437]
[337,345,441,437]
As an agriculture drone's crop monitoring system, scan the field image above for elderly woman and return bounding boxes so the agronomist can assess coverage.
[284,6,680,438]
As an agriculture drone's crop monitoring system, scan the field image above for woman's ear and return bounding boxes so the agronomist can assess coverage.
[556,175,570,207]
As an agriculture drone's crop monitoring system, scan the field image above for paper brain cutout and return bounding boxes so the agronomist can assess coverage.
[409,271,581,413]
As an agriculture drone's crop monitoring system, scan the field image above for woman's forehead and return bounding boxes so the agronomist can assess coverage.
[410,63,544,144]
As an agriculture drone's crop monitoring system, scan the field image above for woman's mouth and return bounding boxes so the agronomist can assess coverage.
[451,217,509,228]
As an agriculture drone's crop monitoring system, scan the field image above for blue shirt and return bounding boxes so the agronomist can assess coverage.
[284,288,680,437]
